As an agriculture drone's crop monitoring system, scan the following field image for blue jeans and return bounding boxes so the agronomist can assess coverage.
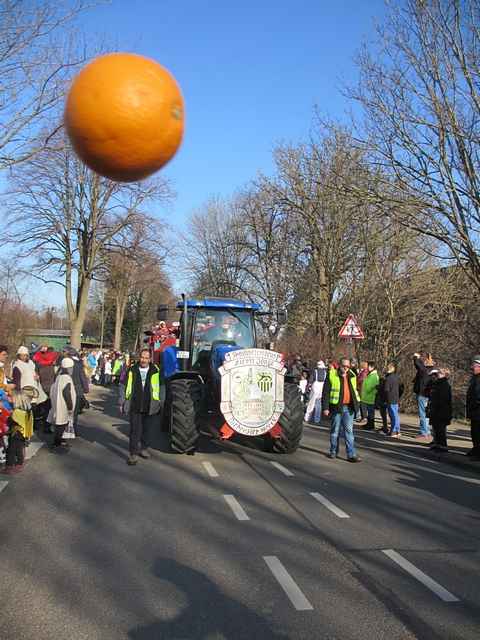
[416,395,430,435]
[388,403,400,433]
[361,402,375,426]
[330,406,356,458]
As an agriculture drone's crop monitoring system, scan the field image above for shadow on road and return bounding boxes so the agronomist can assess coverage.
[128,557,289,640]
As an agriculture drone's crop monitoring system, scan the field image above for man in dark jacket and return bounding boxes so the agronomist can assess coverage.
[383,363,403,437]
[466,355,480,459]
[121,349,161,466]
[427,368,452,452]
[322,358,361,462]
[413,352,435,441]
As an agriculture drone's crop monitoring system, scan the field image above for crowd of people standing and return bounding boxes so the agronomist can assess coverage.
[2,339,480,473]
[288,352,480,462]
[0,343,90,474]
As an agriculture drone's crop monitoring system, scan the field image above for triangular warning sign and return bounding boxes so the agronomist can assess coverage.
[338,314,365,339]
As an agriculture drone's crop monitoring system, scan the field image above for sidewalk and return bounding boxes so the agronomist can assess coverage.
[368,411,479,474]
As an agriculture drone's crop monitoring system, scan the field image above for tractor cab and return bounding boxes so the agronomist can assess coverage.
[159,297,261,381]
[189,306,256,377]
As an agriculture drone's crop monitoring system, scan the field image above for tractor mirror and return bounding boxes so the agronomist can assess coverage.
[157,304,169,321]
[277,309,287,324]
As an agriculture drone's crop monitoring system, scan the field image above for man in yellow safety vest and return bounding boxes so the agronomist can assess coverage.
[322,357,361,462]
[121,348,161,466]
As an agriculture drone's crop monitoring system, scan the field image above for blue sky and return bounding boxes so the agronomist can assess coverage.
[13,0,388,307]
[79,0,387,222]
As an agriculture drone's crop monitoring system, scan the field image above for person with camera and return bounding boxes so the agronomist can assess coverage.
[413,352,435,441]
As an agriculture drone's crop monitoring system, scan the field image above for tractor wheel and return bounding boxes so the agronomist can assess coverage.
[169,379,202,454]
[273,383,304,454]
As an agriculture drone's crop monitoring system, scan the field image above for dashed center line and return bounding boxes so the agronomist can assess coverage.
[382,549,460,602]
[0,481,8,494]
[223,494,250,521]
[310,492,350,518]
[202,461,219,477]
[270,461,294,476]
[263,556,314,611]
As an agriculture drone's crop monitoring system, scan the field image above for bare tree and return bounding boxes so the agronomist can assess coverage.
[104,221,169,351]
[348,0,480,291]
[0,0,92,168]
[181,197,250,298]
[7,134,172,348]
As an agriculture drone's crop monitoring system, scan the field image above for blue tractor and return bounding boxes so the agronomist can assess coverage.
[157,296,304,454]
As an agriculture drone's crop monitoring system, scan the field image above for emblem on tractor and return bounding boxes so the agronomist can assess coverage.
[219,349,286,436]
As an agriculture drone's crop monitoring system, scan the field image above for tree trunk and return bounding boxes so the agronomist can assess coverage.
[68,277,92,349]
[113,297,127,351]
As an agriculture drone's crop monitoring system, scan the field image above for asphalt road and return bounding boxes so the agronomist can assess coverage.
[1,385,479,640]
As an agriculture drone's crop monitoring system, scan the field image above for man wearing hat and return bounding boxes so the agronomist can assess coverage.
[466,355,480,460]
[304,360,326,424]
[48,357,76,449]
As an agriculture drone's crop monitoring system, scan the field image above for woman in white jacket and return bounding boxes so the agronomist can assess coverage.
[48,358,77,450]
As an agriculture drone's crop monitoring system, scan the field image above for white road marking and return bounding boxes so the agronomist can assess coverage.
[223,494,250,521]
[25,441,44,460]
[263,556,314,611]
[364,445,439,465]
[0,481,8,493]
[382,549,460,602]
[202,461,219,477]
[270,461,295,476]
[394,459,480,485]
[310,492,350,518]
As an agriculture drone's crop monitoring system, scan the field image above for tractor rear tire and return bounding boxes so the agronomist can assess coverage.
[169,379,202,454]
[273,382,304,454]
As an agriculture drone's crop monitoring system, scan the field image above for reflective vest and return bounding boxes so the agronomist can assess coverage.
[125,366,161,401]
[329,368,359,405]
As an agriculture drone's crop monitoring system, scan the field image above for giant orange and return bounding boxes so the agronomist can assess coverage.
[64,52,184,182]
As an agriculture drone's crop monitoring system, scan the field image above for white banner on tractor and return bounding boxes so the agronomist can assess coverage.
[219,349,286,436]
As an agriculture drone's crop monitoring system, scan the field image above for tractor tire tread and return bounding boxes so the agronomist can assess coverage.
[274,382,304,454]
[169,379,202,454]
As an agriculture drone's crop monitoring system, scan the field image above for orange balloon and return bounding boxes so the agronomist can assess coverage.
[64,52,184,182]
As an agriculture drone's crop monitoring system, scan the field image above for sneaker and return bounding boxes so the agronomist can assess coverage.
[127,454,138,466]
[138,449,151,459]
[390,433,401,438]
[327,453,336,459]
[347,456,361,463]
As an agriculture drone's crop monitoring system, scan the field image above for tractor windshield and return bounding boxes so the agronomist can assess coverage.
[191,308,255,368]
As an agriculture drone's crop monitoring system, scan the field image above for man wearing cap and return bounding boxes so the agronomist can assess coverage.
[304,360,326,424]
[466,356,480,460]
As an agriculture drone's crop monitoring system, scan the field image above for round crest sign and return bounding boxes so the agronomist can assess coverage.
[218,349,286,436]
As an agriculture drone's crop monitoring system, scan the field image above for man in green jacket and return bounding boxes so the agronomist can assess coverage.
[360,361,379,430]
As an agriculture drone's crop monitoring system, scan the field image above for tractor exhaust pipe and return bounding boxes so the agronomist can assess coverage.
[181,293,188,372]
